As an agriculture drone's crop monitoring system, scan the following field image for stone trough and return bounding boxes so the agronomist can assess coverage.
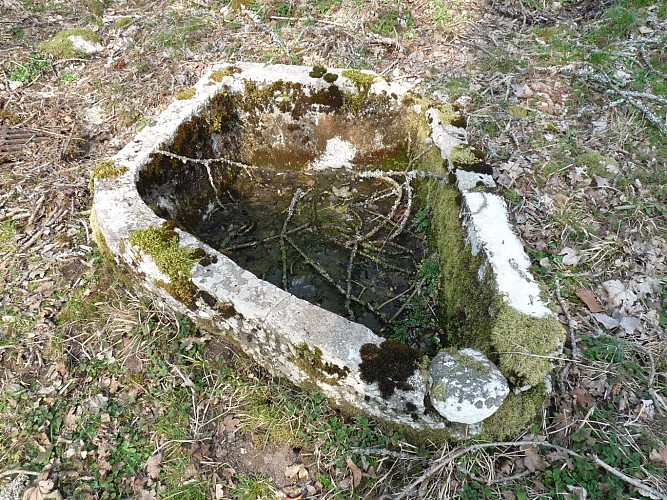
[91,63,564,436]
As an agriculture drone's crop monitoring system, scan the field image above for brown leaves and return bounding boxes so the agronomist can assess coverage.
[345,457,363,488]
[575,288,603,313]
[23,479,62,500]
[520,445,546,472]
[145,452,162,480]
[649,446,667,465]
[284,463,309,481]
[570,387,595,409]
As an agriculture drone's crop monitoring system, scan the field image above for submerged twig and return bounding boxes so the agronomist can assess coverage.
[281,189,305,290]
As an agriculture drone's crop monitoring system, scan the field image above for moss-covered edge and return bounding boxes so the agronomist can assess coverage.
[127,221,203,306]
[89,160,128,193]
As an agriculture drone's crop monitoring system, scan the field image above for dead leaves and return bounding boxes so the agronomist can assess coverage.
[575,288,603,313]
[345,457,363,488]
[145,452,162,480]
[23,476,62,500]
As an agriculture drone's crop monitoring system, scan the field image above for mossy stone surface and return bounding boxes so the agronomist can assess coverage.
[128,222,201,306]
[491,306,564,387]
[39,28,102,58]
[175,88,197,100]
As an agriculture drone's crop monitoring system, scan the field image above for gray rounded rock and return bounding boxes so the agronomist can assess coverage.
[428,348,509,424]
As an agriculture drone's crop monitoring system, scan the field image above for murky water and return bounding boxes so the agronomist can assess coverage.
[190,161,442,349]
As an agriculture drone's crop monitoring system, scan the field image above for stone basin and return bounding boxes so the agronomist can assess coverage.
[90,63,564,435]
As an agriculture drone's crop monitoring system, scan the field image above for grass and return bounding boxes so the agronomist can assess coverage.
[8,54,50,84]
[1,0,667,498]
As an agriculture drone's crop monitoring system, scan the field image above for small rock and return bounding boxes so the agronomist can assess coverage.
[428,348,509,424]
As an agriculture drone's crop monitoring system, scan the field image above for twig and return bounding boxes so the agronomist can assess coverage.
[555,278,578,359]
[281,189,304,290]
[456,463,531,485]
[350,447,423,460]
[394,441,667,500]
[0,469,40,479]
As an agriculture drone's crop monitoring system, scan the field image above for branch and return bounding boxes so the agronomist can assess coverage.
[394,441,667,500]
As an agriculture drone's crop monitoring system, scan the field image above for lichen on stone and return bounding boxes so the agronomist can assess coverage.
[175,88,197,100]
[39,28,102,58]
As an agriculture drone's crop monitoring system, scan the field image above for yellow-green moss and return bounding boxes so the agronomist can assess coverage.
[507,105,528,118]
[576,149,618,177]
[422,181,498,351]
[449,145,477,165]
[89,160,128,192]
[294,343,350,384]
[128,222,201,305]
[113,17,134,30]
[491,306,565,387]
[39,28,102,58]
[175,88,197,100]
[480,386,545,440]
[209,66,242,83]
[341,69,378,113]
[437,102,463,125]
[89,207,114,263]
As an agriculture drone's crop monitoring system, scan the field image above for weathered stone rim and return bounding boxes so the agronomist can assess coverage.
[90,62,564,434]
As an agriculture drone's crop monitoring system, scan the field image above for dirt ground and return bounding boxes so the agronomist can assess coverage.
[1,0,666,498]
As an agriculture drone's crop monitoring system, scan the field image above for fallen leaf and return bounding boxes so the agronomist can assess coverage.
[567,484,588,500]
[575,288,603,313]
[602,280,637,308]
[346,457,363,487]
[222,415,240,433]
[618,315,640,335]
[560,247,581,266]
[592,313,619,330]
[571,387,594,409]
[649,446,667,465]
[512,83,533,99]
[146,452,162,479]
[284,463,308,481]
[521,446,545,472]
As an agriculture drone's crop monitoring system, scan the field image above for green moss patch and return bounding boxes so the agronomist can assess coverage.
[448,145,477,165]
[89,160,128,192]
[209,66,241,83]
[575,149,618,177]
[341,69,378,113]
[39,28,102,58]
[491,306,564,387]
[309,65,327,78]
[480,385,545,440]
[128,222,205,306]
